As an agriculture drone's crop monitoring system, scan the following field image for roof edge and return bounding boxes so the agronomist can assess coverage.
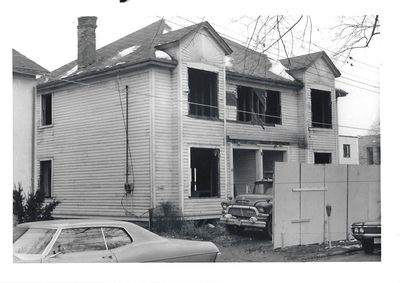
[38,58,177,91]
[226,71,303,90]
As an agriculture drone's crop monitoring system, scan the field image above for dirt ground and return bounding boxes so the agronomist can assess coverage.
[160,222,366,262]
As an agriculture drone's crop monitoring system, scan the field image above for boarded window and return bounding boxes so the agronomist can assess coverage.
[311,89,332,128]
[188,68,218,118]
[39,160,52,198]
[190,148,220,198]
[237,86,281,124]
[343,144,351,158]
[314,152,331,164]
[367,147,374,164]
[41,93,52,126]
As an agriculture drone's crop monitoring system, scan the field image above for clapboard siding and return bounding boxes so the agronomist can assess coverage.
[179,28,228,216]
[153,67,179,206]
[304,58,338,163]
[36,70,152,219]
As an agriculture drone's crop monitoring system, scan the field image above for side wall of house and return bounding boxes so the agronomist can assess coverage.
[13,73,36,194]
[304,58,339,163]
[36,70,152,219]
[179,28,228,218]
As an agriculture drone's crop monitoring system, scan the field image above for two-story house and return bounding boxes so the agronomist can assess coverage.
[35,17,345,220]
[13,49,48,195]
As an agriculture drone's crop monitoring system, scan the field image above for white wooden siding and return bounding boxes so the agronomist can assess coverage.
[36,70,152,219]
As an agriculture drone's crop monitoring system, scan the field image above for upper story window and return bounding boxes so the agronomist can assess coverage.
[343,144,351,158]
[41,93,52,126]
[311,89,332,128]
[314,152,332,164]
[237,86,281,125]
[188,68,218,118]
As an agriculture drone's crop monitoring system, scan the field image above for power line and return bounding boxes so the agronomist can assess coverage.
[163,17,380,94]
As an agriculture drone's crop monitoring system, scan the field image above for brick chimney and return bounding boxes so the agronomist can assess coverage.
[77,16,97,69]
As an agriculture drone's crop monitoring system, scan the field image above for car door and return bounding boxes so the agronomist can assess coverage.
[44,227,116,263]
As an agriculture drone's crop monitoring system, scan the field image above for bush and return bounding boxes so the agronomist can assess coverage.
[151,202,183,233]
[13,183,60,224]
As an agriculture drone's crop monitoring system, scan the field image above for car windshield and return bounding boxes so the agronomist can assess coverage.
[13,227,57,255]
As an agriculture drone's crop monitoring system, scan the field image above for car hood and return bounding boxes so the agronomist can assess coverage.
[352,220,381,226]
[233,194,273,206]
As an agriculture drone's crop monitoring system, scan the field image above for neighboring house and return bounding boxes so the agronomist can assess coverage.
[359,135,381,165]
[13,49,48,194]
[35,17,346,220]
[338,135,359,164]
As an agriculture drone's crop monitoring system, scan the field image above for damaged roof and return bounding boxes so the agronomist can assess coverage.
[13,49,49,76]
[40,19,304,88]
[280,51,341,78]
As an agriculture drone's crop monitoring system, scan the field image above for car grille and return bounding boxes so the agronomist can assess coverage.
[352,225,381,234]
[228,207,257,218]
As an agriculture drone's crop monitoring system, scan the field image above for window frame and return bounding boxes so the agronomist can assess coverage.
[187,68,219,118]
[40,92,53,128]
[39,159,53,198]
[314,152,332,164]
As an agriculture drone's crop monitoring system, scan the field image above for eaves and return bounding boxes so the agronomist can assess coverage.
[226,71,303,90]
[37,58,178,92]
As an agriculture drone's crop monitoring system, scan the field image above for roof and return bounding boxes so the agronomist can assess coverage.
[13,49,49,76]
[39,19,302,88]
[280,51,341,78]
[335,88,348,97]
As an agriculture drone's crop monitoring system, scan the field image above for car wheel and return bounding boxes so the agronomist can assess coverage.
[265,217,273,240]
[361,238,374,254]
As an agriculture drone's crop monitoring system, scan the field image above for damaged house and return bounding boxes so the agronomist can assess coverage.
[35,17,346,220]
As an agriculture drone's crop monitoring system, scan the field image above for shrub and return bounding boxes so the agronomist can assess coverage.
[151,202,183,233]
[13,183,60,224]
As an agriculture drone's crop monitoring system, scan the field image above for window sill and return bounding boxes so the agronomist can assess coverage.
[39,124,54,129]
[228,120,280,127]
[188,196,222,200]
[309,127,333,132]
[187,114,223,122]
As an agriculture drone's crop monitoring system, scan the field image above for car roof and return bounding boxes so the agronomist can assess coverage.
[17,219,162,242]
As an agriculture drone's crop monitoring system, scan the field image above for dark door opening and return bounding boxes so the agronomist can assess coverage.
[190,148,220,198]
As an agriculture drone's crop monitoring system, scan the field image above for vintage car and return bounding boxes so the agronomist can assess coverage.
[13,219,220,262]
[220,180,273,238]
[351,220,381,254]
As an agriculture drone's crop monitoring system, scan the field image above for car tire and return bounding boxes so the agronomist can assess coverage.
[361,238,374,254]
[265,217,273,240]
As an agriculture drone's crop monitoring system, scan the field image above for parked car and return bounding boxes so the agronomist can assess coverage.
[351,220,381,254]
[220,180,273,239]
[13,219,220,262]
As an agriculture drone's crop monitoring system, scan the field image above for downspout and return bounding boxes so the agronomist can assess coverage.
[177,45,184,214]
[149,69,156,209]
[302,72,310,163]
[31,86,37,194]
[223,67,228,200]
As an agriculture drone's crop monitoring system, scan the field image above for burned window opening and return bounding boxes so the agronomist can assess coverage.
[314,152,332,164]
[39,160,52,198]
[190,148,220,198]
[237,86,281,125]
[367,147,374,164]
[188,68,218,118]
[41,93,52,126]
[311,89,332,128]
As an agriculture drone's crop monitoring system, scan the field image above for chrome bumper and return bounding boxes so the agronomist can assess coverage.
[220,216,267,229]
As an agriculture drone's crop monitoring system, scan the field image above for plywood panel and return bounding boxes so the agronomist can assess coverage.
[273,162,300,248]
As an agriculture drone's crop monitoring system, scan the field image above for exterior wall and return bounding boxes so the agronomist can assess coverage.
[358,135,381,165]
[13,72,36,194]
[36,69,152,219]
[178,28,228,218]
[338,135,359,164]
[303,58,339,163]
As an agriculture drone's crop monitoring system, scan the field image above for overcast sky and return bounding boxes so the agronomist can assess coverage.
[7,1,381,137]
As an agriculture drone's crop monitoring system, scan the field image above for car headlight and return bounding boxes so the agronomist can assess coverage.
[224,214,233,219]
[354,228,359,233]
[359,227,364,233]
[257,206,265,213]
[221,202,228,210]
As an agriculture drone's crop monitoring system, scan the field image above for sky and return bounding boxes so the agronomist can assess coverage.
[8,5,381,137]
[1,0,398,282]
